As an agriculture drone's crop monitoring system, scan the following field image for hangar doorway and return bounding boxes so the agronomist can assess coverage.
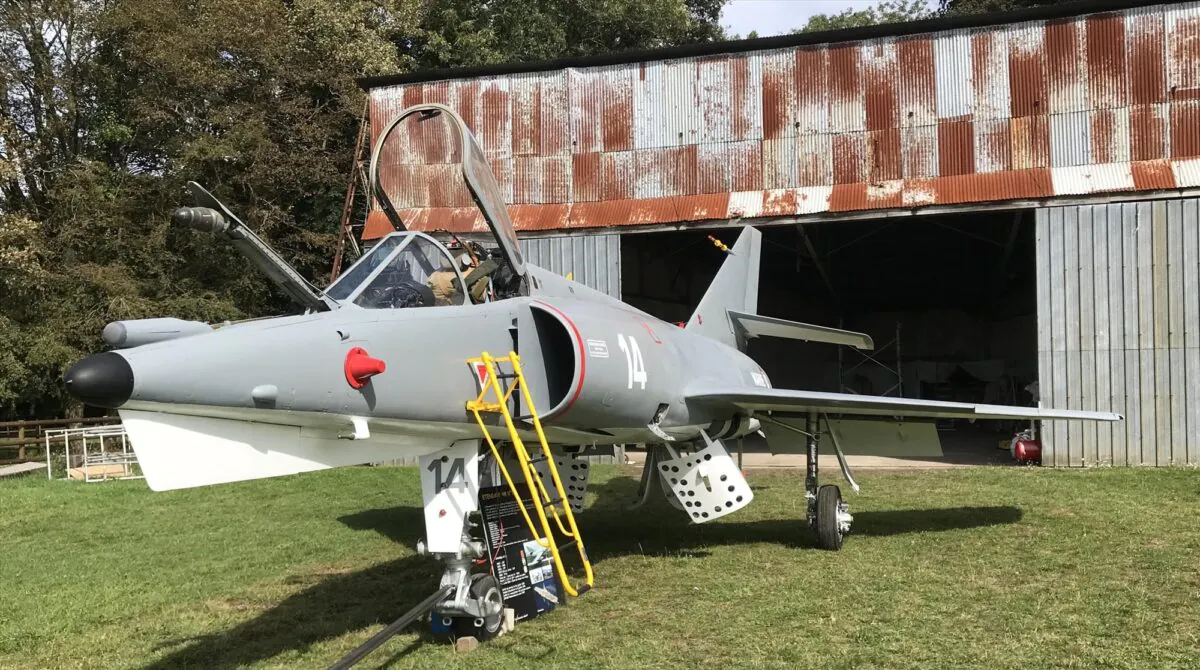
[620,209,1038,464]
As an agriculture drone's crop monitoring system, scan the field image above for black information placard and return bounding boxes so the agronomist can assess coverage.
[477,485,563,622]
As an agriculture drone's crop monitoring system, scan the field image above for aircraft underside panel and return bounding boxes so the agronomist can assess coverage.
[119,409,453,491]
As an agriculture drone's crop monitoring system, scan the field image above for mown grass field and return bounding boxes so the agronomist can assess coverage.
[2,464,1198,669]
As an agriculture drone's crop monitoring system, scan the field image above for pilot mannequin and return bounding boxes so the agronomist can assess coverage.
[429,245,499,305]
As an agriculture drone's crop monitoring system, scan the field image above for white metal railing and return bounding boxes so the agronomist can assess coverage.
[44,423,142,482]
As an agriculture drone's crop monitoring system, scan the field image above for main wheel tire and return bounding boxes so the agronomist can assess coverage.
[815,484,845,551]
[452,573,505,641]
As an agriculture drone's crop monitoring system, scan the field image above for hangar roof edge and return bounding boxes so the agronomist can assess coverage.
[357,0,1168,91]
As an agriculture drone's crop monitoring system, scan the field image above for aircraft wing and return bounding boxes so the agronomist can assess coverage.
[685,386,1123,422]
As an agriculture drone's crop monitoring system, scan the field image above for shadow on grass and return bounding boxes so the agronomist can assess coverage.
[144,475,1020,669]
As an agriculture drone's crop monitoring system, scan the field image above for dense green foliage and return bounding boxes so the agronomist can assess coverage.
[792,0,934,33]
[0,0,724,420]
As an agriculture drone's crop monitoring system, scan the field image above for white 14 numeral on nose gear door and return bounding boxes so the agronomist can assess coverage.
[617,333,647,390]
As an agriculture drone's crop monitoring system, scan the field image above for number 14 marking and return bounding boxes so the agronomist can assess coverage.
[617,333,647,390]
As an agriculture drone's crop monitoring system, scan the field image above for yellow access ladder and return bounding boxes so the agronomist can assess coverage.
[466,351,594,597]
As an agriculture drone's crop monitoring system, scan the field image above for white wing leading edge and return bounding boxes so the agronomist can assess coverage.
[685,386,1123,422]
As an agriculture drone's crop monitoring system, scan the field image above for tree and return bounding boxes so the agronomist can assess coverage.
[792,0,934,33]
[407,0,727,69]
[939,0,1067,16]
[0,0,726,421]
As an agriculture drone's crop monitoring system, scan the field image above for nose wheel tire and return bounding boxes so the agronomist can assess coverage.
[815,484,850,551]
[451,573,504,641]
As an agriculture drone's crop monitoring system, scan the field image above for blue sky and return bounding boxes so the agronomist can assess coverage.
[719,0,937,38]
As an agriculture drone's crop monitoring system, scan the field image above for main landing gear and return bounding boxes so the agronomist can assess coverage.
[762,411,857,551]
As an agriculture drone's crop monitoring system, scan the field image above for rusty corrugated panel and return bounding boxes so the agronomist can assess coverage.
[1089,108,1127,164]
[542,155,571,203]
[934,29,972,120]
[1046,18,1086,114]
[795,47,828,134]
[511,74,539,156]
[863,39,901,183]
[540,71,570,156]
[937,117,975,176]
[454,80,480,133]
[829,43,864,134]
[829,183,869,211]
[600,151,634,200]
[511,203,570,231]
[663,58,701,147]
[489,157,514,203]
[1129,103,1168,161]
[932,167,1053,203]
[832,133,864,184]
[763,136,798,189]
[729,54,762,141]
[1165,3,1200,102]
[728,140,763,192]
[761,188,797,216]
[572,153,600,202]
[863,39,899,132]
[1171,102,1200,158]
[1171,157,1200,187]
[1008,22,1047,119]
[361,2,1194,242]
[697,55,731,144]
[1087,13,1129,110]
[632,60,663,150]
[796,133,831,187]
[898,37,936,178]
[1130,159,1177,189]
[481,81,510,158]
[675,193,730,221]
[362,210,394,239]
[571,68,603,155]
[634,148,666,198]
[602,67,633,152]
[696,142,730,193]
[1049,163,1135,195]
[761,48,796,140]
[975,118,1012,173]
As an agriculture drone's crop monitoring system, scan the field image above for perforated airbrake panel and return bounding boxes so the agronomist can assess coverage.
[530,451,590,513]
[656,433,753,523]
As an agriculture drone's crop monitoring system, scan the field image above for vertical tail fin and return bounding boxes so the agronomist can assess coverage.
[684,226,761,350]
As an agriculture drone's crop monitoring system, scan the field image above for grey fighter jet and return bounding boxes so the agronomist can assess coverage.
[63,104,1122,642]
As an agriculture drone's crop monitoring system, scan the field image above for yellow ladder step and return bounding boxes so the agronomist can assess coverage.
[466,350,595,598]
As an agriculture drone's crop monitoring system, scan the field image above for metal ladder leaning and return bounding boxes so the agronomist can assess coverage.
[465,351,594,597]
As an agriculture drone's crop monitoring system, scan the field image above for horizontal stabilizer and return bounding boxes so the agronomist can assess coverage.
[685,386,1123,422]
[727,311,873,350]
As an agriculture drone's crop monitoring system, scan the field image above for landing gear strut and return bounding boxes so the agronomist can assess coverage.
[802,412,853,551]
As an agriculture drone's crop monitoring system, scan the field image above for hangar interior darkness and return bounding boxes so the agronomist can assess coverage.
[621,210,1039,457]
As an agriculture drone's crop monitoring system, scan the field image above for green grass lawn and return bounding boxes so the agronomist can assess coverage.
[2,464,1198,669]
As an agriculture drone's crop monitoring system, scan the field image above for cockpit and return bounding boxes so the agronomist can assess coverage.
[325,231,495,309]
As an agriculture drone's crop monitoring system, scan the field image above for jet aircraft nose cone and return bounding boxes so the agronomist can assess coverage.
[63,352,134,408]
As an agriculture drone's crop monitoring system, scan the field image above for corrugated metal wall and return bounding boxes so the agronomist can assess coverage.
[521,234,622,298]
[364,1,1200,240]
[1036,196,1200,466]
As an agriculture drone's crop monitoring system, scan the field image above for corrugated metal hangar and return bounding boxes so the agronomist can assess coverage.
[354,0,1200,467]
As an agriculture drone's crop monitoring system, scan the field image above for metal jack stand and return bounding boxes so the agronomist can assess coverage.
[328,585,455,670]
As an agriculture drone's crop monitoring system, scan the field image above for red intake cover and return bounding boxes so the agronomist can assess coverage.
[345,347,386,389]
